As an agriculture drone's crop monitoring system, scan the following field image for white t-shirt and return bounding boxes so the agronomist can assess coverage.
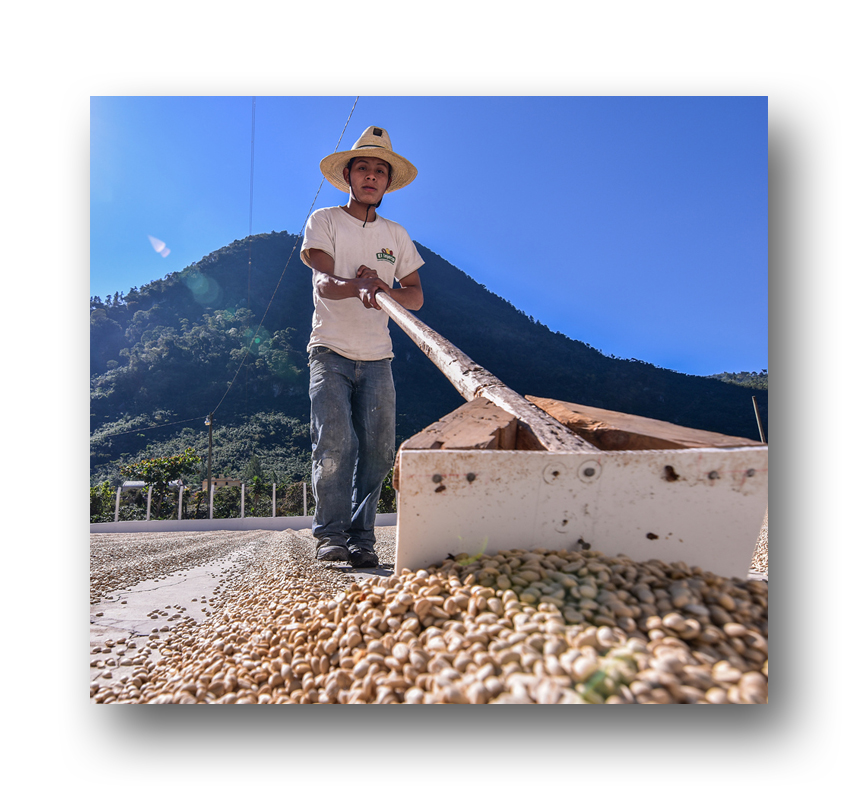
[300,206,424,361]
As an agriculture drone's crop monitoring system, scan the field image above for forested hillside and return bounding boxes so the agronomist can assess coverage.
[709,370,768,390]
[90,230,768,486]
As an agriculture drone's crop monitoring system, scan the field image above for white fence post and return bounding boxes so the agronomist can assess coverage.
[272,483,277,518]
[303,482,307,516]
[114,486,122,522]
[178,485,184,521]
[146,487,152,521]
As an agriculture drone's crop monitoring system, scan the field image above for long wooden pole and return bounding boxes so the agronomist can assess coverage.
[375,293,596,453]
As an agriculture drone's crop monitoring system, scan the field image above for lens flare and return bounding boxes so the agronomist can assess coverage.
[148,235,171,258]
[183,271,222,306]
[243,326,270,353]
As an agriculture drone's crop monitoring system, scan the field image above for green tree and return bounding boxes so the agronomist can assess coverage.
[378,469,397,514]
[246,475,271,517]
[213,486,242,519]
[277,481,313,516]
[243,454,264,482]
[90,481,116,523]
[119,447,202,518]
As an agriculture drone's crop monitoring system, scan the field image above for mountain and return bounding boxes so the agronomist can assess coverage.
[90,230,768,485]
[709,371,768,390]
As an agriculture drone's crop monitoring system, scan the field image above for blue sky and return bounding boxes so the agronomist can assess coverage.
[91,95,767,377]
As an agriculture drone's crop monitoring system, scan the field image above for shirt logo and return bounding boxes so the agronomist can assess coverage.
[376,248,395,264]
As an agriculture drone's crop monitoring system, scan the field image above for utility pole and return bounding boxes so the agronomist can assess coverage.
[205,414,214,512]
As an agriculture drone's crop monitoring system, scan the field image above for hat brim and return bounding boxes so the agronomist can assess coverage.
[320,147,417,194]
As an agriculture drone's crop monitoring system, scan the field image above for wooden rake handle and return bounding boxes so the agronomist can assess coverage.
[375,292,597,453]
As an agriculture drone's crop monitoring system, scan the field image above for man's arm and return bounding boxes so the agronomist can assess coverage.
[305,248,390,310]
[354,265,423,311]
[385,268,423,311]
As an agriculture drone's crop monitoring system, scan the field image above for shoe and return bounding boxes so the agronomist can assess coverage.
[316,544,350,561]
[348,548,379,568]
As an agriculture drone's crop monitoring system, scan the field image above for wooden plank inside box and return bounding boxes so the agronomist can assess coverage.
[394,397,526,490]
[526,396,766,451]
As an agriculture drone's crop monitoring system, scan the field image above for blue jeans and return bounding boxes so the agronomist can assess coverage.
[308,347,396,551]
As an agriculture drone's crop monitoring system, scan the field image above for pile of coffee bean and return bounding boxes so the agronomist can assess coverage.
[91,529,766,704]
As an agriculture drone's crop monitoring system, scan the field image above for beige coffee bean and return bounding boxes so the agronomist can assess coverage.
[712,661,743,684]
[718,593,737,611]
[662,612,686,631]
[738,671,767,704]
[571,655,599,682]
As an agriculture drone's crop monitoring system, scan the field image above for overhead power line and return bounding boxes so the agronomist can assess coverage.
[208,96,360,420]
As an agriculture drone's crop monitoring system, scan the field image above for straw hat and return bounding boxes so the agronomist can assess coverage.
[320,126,418,194]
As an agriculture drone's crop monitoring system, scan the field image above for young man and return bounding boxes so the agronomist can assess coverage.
[300,126,424,568]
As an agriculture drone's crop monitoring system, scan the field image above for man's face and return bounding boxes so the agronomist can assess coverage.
[344,157,391,204]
